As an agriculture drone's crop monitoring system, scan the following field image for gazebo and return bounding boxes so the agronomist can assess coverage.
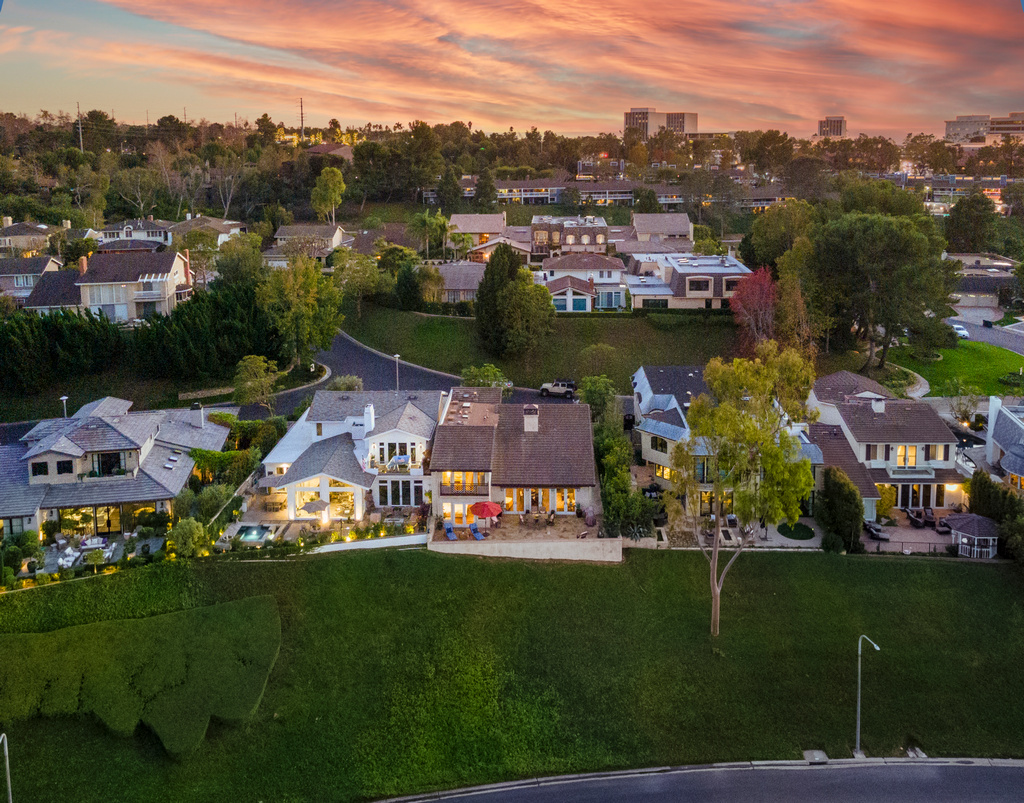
[944,513,999,559]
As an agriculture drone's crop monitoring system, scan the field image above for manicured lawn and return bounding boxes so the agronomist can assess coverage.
[343,305,737,392]
[887,341,1024,397]
[1,552,1024,801]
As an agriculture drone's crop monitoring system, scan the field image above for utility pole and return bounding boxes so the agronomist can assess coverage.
[76,102,84,153]
[300,98,305,142]
[183,107,187,125]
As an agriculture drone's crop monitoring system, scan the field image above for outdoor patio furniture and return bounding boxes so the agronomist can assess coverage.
[906,509,926,528]
[546,511,556,527]
[443,521,457,541]
[923,508,937,528]
[577,531,588,539]
[726,514,739,528]
[470,523,485,541]
[55,537,67,549]
[936,518,951,535]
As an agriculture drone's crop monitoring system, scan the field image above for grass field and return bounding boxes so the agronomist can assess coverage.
[343,306,737,392]
[887,341,1024,397]
[1,552,1023,801]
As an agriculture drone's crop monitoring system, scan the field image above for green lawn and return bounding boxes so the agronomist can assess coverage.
[887,341,1024,397]
[2,552,1024,801]
[343,305,737,392]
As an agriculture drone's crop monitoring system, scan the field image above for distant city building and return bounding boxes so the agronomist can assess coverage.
[817,116,848,138]
[945,113,1024,143]
[624,108,697,141]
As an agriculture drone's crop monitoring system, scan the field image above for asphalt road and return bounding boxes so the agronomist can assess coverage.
[243,333,572,419]
[414,762,1024,803]
[947,317,1024,357]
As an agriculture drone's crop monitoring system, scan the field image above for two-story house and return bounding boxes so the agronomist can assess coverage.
[984,397,1024,493]
[530,215,609,262]
[448,213,507,248]
[261,390,446,522]
[168,215,246,247]
[76,252,191,321]
[808,372,964,519]
[264,224,353,269]
[633,365,823,516]
[626,253,751,310]
[0,397,228,539]
[99,217,175,249]
[0,256,60,306]
[0,218,59,256]
[538,253,629,310]
[430,388,598,525]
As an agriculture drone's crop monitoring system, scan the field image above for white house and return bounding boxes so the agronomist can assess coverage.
[538,253,628,310]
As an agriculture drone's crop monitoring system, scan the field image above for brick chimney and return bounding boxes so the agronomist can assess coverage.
[1,216,11,228]
[524,404,539,433]
[77,256,88,275]
[183,248,192,285]
[147,214,154,222]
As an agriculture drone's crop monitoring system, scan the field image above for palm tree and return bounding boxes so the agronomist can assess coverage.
[408,209,435,259]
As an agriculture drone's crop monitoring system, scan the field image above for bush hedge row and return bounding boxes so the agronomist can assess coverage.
[0,595,281,756]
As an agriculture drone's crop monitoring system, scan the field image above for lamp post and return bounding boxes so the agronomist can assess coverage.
[856,634,880,757]
[60,395,69,418]
[394,354,400,392]
[1,732,11,803]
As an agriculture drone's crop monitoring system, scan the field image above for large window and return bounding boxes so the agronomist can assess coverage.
[688,279,710,293]
[553,298,567,311]
[31,462,49,477]
[651,436,668,453]
[572,297,587,311]
[896,445,917,468]
[57,460,74,475]
[642,298,668,309]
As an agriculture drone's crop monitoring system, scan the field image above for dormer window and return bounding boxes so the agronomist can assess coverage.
[31,461,49,477]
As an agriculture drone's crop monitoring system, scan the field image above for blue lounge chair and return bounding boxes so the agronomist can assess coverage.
[444,521,456,541]
[470,522,485,541]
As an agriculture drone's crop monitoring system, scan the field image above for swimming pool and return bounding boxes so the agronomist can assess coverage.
[237,525,275,547]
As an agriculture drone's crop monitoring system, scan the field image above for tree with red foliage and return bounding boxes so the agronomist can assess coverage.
[731,268,777,352]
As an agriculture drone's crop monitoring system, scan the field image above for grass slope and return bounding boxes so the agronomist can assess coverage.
[887,341,1024,397]
[0,595,281,755]
[343,306,736,392]
[1,552,1023,801]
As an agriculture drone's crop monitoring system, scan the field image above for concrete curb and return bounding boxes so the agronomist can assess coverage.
[379,758,1024,801]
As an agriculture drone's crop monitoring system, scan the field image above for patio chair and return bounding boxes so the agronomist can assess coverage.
[726,514,739,529]
[470,522,485,541]
[546,511,556,527]
[443,521,457,541]
[923,508,936,528]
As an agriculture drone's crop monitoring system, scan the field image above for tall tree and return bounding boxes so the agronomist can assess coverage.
[731,267,777,350]
[670,341,816,636]
[256,254,344,363]
[474,243,522,355]
[311,166,346,225]
[946,190,997,253]
[748,199,815,273]
[335,248,385,317]
[436,165,463,214]
[111,167,160,217]
[180,229,219,286]
[633,187,661,214]
[233,354,278,414]
[496,268,554,357]
[474,167,497,210]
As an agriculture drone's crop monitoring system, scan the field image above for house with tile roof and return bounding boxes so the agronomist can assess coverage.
[434,261,486,302]
[0,398,228,540]
[168,214,246,247]
[99,217,175,249]
[984,397,1024,494]
[264,223,353,269]
[626,253,751,310]
[809,372,966,518]
[448,213,507,247]
[537,252,629,310]
[23,268,83,313]
[631,212,694,244]
[75,251,191,321]
[0,218,61,256]
[0,256,60,306]
[430,388,598,525]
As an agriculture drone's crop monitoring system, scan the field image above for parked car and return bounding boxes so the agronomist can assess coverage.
[540,379,576,398]
[952,324,970,339]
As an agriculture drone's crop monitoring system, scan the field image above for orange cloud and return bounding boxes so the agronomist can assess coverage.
[14,0,1024,135]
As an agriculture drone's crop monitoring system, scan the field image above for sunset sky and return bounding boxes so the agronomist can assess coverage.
[1,0,1022,138]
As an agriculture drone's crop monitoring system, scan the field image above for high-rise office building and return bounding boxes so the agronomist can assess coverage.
[945,113,1024,143]
[624,108,698,141]
[817,116,848,138]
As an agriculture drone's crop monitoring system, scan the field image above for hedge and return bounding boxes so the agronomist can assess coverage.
[0,595,281,756]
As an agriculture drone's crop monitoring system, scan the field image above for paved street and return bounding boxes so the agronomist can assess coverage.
[947,316,1024,357]
[246,332,572,419]
[410,761,1024,803]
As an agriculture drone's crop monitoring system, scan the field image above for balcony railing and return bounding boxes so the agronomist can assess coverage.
[439,483,486,496]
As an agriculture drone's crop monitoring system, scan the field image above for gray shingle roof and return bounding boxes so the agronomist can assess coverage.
[24,270,82,309]
[0,256,58,276]
[77,252,180,284]
[307,391,443,427]
[944,513,999,539]
[813,371,895,405]
[276,434,375,489]
[991,406,1024,456]
[435,262,485,292]
[631,212,691,237]
[0,444,47,517]
[837,401,956,444]
[640,366,708,404]
[275,224,343,240]
[370,402,437,440]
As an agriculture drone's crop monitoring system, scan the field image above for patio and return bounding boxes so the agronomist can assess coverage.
[432,513,598,543]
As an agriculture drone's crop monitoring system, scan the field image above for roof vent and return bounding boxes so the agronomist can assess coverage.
[340,395,350,400]
[407,394,418,400]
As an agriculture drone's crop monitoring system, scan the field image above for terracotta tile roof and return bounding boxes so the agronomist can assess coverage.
[813,371,895,405]
[808,424,880,500]
[430,426,496,472]
[492,405,597,488]
[449,213,506,234]
[837,400,957,444]
[546,276,595,296]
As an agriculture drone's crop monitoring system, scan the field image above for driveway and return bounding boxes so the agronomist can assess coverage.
[244,332,573,419]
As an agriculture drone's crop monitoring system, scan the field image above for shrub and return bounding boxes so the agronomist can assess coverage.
[137,511,172,532]
[35,572,52,586]
[174,488,196,523]
[169,518,207,559]
[821,531,845,553]
[197,484,234,524]
[41,520,61,540]
[0,596,281,756]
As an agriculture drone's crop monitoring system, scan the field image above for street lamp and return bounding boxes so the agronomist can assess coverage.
[856,634,881,757]
[59,395,69,418]
[394,354,400,392]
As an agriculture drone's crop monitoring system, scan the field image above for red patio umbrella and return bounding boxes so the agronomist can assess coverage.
[470,501,502,519]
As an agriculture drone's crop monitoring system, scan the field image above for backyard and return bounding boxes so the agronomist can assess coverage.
[887,341,1024,397]
[342,305,737,392]
[2,551,1024,801]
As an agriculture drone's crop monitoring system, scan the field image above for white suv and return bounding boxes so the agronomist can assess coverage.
[540,380,576,398]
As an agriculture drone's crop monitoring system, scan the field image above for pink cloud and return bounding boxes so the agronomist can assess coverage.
[17,0,1024,135]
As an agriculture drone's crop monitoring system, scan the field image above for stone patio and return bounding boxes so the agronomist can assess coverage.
[432,513,597,543]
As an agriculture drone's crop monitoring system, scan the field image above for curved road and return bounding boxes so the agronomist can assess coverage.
[247,333,572,419]
[947,317,1024,356]
[396,761,1024,803]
